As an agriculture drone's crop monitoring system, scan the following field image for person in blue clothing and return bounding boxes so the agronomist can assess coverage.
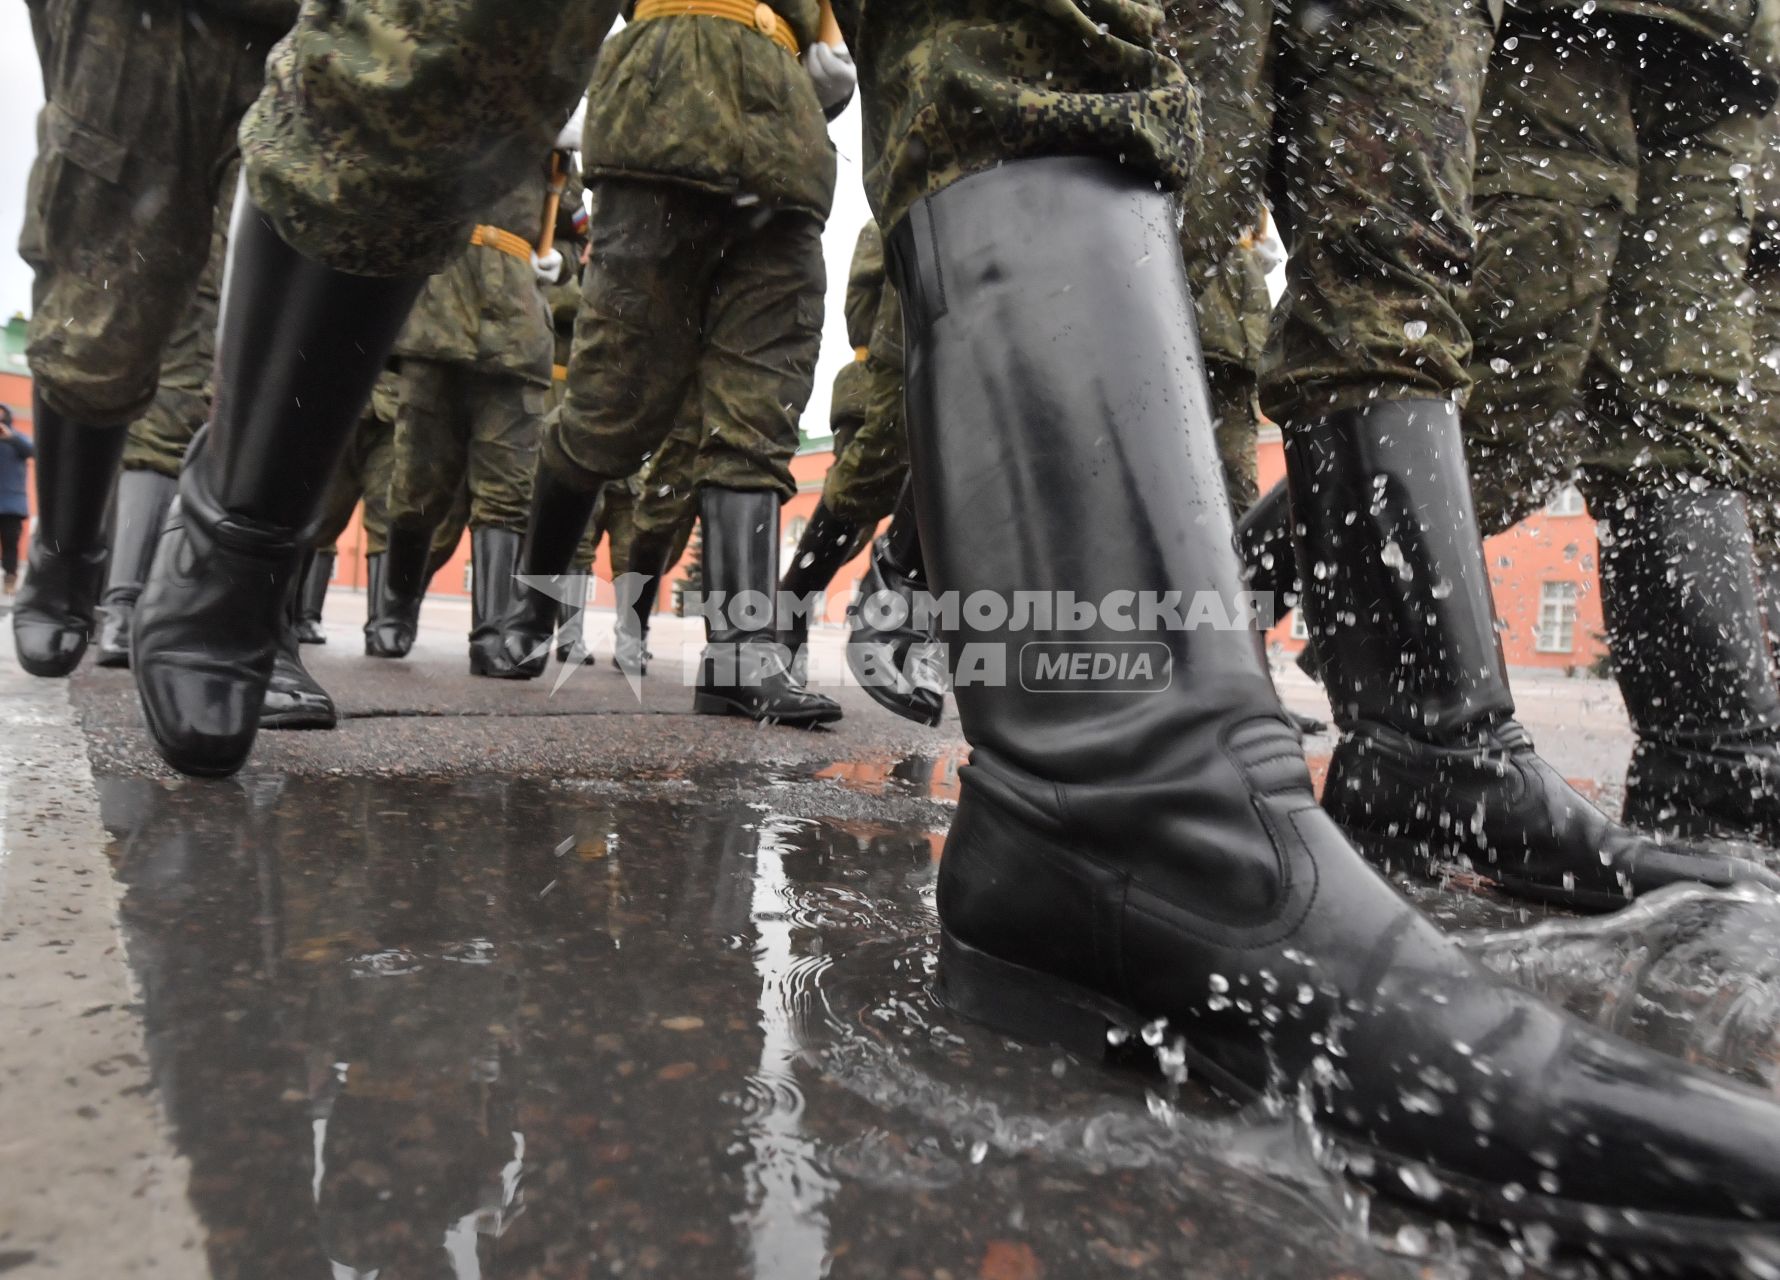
[0,406,34,597]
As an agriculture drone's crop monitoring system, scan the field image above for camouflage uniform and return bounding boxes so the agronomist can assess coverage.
[1194,228,1272,512]
[389,160,555,536]
[540,1,835,505]
[1462,11,1774,533]
[1161,0,1496,429]
[120,173,237,479]
[238,1,1193,282]
[22,0,294,426]
[821,222,909,526]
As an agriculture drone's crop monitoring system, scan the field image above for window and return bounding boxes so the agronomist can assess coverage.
[1544,484,1585,517]
[1289,609,1309,641]
[1534,582,1579,653]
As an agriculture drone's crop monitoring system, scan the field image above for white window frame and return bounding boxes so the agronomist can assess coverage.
[1534,581,1579,654]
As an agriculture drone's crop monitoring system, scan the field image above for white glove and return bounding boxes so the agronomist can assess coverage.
[803,40,856,116]
[531,246,564,283]
[555,96,587,152]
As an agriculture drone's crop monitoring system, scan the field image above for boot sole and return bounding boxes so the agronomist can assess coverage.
[692,691,842,727]
[1349,830,1631,914]
[259,708,338,731]
[938,931,1777,1266]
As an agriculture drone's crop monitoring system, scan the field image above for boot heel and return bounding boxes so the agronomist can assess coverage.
[935,930,1135,1060]
[692,691,741,717]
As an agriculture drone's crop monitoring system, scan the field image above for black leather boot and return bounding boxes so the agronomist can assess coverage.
[614,529,674,678]
[1232,482,1328,736]
[95,468,177,669]
[894,158,1780,1259]
[1605,488,1780,845]
[1291,401,1774,909]
[296,551,333,644]
[1762,556,1780,686]
[369,525,431,659]
[261,549,338,730]
[361,553,393,657]
[132,197,423,777]
[778,499,865,683]
[12,392,127,676]
[1233,478,1298,631]
[554,556,597,666]
[694,487,841,726]
[845,481,944,726]
[468,526,526,678]
[494,465,604,680]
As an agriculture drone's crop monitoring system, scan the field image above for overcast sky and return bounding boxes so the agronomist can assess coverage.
[0,9,872,439]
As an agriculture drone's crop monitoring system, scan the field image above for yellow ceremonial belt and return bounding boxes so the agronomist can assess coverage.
[470,224,535,263]
[631,0,800,56]
[553,364,569,382]
[853,346,869,362]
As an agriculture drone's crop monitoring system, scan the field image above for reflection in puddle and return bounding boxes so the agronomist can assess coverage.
[97,771,1763,1279]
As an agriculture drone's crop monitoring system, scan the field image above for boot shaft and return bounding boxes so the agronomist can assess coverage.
[103,469,178,604]
[1600,487,1780,742]
[1287,400,1514,741]
[699,487,781,645]
[888,157,1281,791]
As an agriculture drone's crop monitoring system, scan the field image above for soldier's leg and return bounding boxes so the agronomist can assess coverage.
[1194,239,1268,515]
[134,0,616,773]
[1580,97,1780,843]
[1168,0,1272,517]
[1463,21,1634,534]
[494,180,713,679]
[463,375,544,676]
[1267,9,1749,909]
[17,2,270,677]
[860,0,1780,1229]
[691,210,839,726]
[101,172,244,668]
[615,398,703,678]
[376,360,472,658]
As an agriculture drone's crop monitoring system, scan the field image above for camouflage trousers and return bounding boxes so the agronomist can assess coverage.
[390,361,544,536]
[1462,16,1765,535]
[312,372,403,558]
[120,170,237,479]
[543,180,822,503]
[1166,0,1496,427]
[821,281,908,525]
[1196,237,1272,512]
[546,377,644,575]
[239,1,1194,280]
[23,0,276,425]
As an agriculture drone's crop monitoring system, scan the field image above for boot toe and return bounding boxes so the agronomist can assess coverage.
[136,658,266,777]
[259,654,338,730]
[13,615,89,677]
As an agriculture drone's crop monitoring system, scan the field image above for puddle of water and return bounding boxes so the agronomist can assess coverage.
[98,772,1637,1279]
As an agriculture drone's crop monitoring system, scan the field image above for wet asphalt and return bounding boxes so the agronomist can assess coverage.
[0,593,1725,1279]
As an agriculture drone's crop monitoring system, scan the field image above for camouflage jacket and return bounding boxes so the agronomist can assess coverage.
[831,221,886,430]
[843,222,886,350]
[581,1,837,219]
[395,154,555,386]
